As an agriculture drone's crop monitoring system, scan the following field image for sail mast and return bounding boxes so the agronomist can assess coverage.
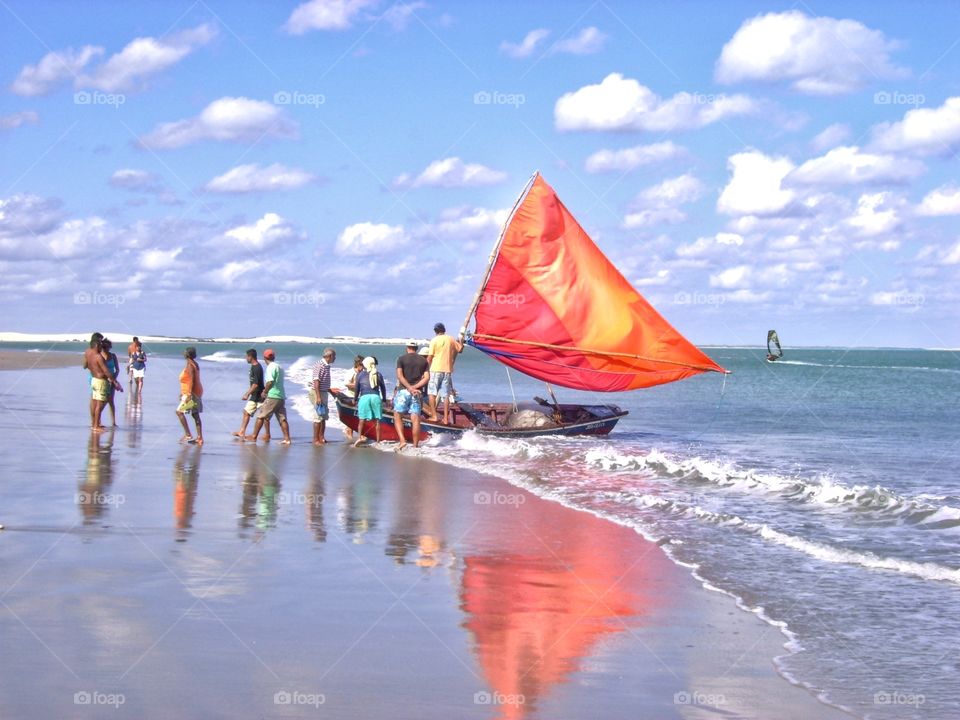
[460,171,540,342]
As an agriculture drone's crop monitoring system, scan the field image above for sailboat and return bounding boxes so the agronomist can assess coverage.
[332,172,727,441]
[766,329,783,362]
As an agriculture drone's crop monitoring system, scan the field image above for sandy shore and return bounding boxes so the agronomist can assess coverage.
[0,366,852,719]
[0,349,80,370]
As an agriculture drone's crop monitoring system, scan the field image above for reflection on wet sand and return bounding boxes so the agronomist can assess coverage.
[238,446,286,538]
[461,504,647,719]
[77,428,116,523]
[124,387,142,449]
[336,474,381,543]
[304,473,326,542]
[385,471,452,568]
[173,445,201,541]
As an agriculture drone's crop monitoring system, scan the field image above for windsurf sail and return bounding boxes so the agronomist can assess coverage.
[461,172,727,392]
[767,329,783,359]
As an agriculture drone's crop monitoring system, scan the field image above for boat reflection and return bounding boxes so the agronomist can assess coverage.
[460,504,648,719]
[77,428,116,523]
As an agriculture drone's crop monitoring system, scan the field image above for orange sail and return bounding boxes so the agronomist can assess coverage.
[464,173,726,392]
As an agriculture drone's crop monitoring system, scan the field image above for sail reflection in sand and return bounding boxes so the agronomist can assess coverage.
[461,507,650,719]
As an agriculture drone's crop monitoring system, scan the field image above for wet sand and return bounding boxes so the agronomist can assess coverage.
[0,366,851,719]
[0,349,80,370]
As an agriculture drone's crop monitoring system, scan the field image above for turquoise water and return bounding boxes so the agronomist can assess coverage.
[10,341,960,718]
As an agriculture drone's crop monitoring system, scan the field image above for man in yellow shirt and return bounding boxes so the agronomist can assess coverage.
[426,322,462,424]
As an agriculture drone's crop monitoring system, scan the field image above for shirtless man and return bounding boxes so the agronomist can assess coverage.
[82,332,116,432]
[126,336,140,380]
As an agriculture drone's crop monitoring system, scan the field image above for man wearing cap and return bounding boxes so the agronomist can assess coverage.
[310,347,336,445]
[245,348,292,445]
[426,322,463,425]
[393,340,430,449]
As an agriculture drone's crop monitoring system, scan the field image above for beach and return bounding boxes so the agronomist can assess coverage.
[0,353,850,719]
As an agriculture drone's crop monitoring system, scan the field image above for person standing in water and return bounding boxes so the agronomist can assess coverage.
[129,339,146,393]
[175,347,203,445]
[246,349,292,445]
[310,347,336,445]
[426,322,462,425]
[353,356,387,446]
[393,341,430,450]
[83,332,112,432]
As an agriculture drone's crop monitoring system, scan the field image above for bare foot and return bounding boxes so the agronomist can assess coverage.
[195,438,204,446]
[243,435,258,442]
[313,440,326,446]
[263,435,271,442]
[395,442,407,451]
[280,439,292,446]
[179,435,193,443]
[232,431,244,438]
[353,438,366,447]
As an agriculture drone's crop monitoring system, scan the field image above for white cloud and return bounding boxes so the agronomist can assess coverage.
[633,268,670,287]
[138,97,298,149]
[381,2,426,31]
[426,206,509,242]
[846,192,902,238]
[942,240,960,265]
[710,265,752,289]
[140,247,182,270]
[0,194,65,239]
[10,46,103,96]
[392,157,507,189]
[79,23,217,93]
[555,73,757,132]
[917,185,960,216]
[788,146,925,186]
[109,169,162,192]
[364,298,398,312]
[336,222,409,256]
[810,123,851,152]
[0,111,39,131]
[206,260,261,288]
[715,10,906,95]
[584,141,686,174]
[284,0,375,33]
[624,174,704,228]
[205,163,316,193]
[224,213,301,250]
[717,150,796,216]
[870,97,960,156]
[500,29,550,59]
[551,27,607,55]
[677,232,744,258]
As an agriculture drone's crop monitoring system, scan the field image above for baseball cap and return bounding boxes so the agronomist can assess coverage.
[406,339,418,348]
[263,348,276,360]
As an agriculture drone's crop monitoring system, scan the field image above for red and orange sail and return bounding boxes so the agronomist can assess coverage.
[465,173,726,392]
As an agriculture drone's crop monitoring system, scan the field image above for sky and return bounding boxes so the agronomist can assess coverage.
[1,0,959,347]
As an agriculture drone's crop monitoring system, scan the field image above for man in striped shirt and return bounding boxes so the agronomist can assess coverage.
[311,347,336,444]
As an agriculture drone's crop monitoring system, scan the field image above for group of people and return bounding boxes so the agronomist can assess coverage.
[83,332,145,432]
[83,322,464,448]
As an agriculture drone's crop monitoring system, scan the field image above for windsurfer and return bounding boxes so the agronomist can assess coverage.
[393,341,430,449]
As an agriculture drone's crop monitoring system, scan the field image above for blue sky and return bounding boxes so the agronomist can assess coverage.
[2,0,959,347]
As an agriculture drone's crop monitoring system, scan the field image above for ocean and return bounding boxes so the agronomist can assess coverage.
[11,339,960,718]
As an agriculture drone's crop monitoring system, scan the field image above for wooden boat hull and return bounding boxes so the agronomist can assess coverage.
[331,389,627,443]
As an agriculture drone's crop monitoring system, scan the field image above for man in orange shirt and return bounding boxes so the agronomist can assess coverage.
[426,322,462,424]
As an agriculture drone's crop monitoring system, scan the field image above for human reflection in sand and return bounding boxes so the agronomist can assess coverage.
[172,445,201,541]
[77,428,117,524]
[336,473,381,543]
[124,384,142,449]
[460,503,646,719]
[304,473,326,542]
[238,446,286,539]
[385,471,452,568]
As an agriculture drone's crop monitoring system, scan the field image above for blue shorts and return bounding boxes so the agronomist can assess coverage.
[428,372,452,399]
[357,394,383,421]
[393,388,422,415]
